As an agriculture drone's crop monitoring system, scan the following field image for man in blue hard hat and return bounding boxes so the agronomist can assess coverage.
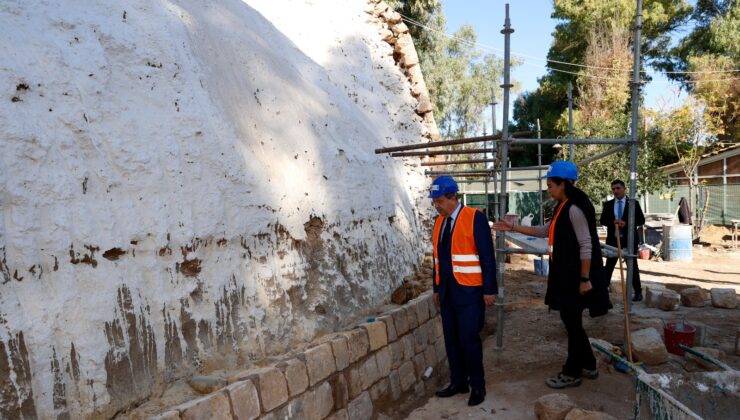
[429,176,497,406]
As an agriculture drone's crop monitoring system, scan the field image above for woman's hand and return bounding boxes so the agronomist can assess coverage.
[492,220,514,231]
[579,280,592,295]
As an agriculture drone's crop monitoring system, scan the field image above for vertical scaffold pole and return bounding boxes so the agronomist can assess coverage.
[626,0,643,316]
[568,82,575,161]
[495,3,514,350]
[537,119,544,225]
[491,89,499,221]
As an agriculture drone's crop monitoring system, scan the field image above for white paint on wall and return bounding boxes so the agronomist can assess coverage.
[0,0,432,417]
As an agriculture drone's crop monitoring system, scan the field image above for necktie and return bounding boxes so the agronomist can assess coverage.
[441,217,452,248]
[617,199,624,220]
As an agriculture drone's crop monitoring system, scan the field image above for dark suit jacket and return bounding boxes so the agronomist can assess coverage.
[600,197,645,251]
[432,207,497,306]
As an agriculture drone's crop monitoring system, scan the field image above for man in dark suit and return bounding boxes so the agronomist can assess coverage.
[600,179,645,301]
[429,176,496,407]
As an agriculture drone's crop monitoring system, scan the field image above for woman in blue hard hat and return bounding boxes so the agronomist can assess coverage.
[493,161,612,389]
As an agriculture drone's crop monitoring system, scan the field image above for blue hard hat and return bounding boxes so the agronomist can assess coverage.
[544,160,578,180]
[429,176,459,198]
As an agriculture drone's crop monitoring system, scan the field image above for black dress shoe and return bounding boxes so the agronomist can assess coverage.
[435,383,469,398]
[632,293,643,302]
[468,388,486,406]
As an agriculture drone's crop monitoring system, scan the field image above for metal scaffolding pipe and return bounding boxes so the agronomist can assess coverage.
[421,158,499,166]
[537,119,544,225]
[507,165,548,171]
[390,147,524,157]
[374,131,531,154]
[424,169,494,176]
[568,82,575,160]
[577,144,630,166]
[509,138,630,145]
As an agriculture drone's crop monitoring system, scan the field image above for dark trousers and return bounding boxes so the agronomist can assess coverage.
[559,307,596,378]
[604,255,641,295]
[440,299,485,390]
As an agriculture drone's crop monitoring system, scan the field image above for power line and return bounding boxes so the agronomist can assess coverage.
[398,13,740,76]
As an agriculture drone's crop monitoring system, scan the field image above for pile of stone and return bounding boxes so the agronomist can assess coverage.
[535,393,616,420]
[644,283,737,311]
[365,0,440,142]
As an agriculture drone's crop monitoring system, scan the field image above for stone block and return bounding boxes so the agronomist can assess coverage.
[402,334,415,361]
[406,305,419,330]
[150,411,180,420]
[413,325,428,353]
[565,408,618,420]
[252,367,288,412]
[375,346,392,377]
[534,393,575,420]
[280,358,309,397]
[664,283,698,294]
[710,288,738,309]
[326,409,348,420]
[265,396,305,420]
[399,361,416,392]
[434,317,443,339]
[304,381,334,420]
[415,298,430,324]
[360,321,388,351]
[226,380,260,420]
[425,320,436,345]
[392,308,409,336]
[330,336,350,371]
[645,285,668,308]
[388,370,401,400]
[347,392,374,420]
[377,315,397,342]
[680,287,705,307]
[631,328,668,365]
[188,375,225,394]
[304,343,336,386]
[428,298,438,318]
[435,340,446,364]
[423,345,437,369]
[331,373,348,410]
[658,290,681,311]
[347,366,363,400]
[343,329,370,364]
[389,340,405,369]
[413,353,426,380]
[414,381,425,398]
[369,377,391,403]
[178,391,231,420]
[361,355,380,389]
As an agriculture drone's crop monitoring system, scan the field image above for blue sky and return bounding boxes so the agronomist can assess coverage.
[440,0,687,131]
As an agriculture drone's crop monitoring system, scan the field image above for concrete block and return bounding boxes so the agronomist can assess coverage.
[534,393,575,420]
[303,381,333,420]
[252,367,288,412]
[377,315,397,342]
[389,340,405,369]
[391,308,409,336]
[347,392,374,420]
[399,361,416,392]
[658,290,681,311]
[178,391,231,420]
[375,346,392,377]
[330,336,350,371]
[402,334,415,361]
[342,329,369,364]
[304,343,336,386]
[710,288,738,309]
[631,328,668,365]
[226,380,260,420]
[281,358,309,397]
[360,321,388,351]
[680,287,705,307]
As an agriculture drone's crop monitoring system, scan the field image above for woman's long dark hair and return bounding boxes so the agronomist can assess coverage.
[549,176,597,227]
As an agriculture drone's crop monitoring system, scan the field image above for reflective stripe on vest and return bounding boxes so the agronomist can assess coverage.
[432,206,483,287]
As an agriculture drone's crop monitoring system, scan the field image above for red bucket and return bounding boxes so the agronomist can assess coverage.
[639,248,651,260]
[664,321,696,355]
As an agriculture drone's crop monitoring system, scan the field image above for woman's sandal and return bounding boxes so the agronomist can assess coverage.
[545,373,582,389]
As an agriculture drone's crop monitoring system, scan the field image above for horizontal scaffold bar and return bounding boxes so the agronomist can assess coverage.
[374,131,531,154]
[577,144,630,166]
[508,138,632,145]
[390,146,524,157]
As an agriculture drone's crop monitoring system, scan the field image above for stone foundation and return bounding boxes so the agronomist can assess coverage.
[153,291,444,419]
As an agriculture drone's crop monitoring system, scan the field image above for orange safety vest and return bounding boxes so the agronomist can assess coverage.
[432,206,483,287]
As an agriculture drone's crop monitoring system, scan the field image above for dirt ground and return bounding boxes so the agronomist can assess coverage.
[403,242,740,419]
